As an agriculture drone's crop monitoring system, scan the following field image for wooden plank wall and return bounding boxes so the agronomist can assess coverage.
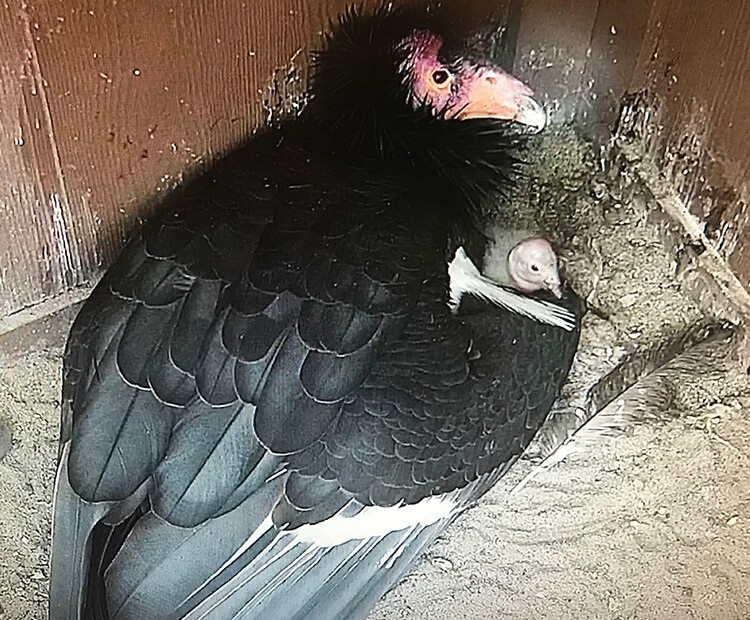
[1,0,749,319]
[0,0,360,317]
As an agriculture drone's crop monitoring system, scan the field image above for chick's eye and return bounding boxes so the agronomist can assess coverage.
[530,264,540,272]
[431,69,450,85]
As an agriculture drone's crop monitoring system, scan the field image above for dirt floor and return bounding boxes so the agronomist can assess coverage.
[0,129,748,619]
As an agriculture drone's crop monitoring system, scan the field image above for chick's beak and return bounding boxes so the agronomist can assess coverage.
[545,276,563,299]
[454,68,546,132]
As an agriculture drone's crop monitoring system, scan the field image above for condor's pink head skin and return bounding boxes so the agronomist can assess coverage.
[400,30,546,131]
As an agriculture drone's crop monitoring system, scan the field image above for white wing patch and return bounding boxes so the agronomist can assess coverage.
[448,247,576,331]
[180,495,462,619]
[291,493,460,547]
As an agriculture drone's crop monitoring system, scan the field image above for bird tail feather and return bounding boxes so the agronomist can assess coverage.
[49,444,110,620]
[512,323,737,495]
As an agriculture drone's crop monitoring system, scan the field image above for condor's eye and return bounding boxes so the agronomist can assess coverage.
[431,69,450,85]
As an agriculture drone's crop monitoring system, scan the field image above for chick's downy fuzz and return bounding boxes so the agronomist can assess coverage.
[507,237,562,297]
[483,231,562,298]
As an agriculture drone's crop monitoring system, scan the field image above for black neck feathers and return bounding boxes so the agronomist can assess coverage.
[304,4,526,221]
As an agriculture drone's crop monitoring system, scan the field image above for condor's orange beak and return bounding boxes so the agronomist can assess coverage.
[452,68,546,131]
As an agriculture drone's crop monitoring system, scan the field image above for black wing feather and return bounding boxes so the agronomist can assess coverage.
[68,321,175,502]
[169,279,223,373]
[151,400,263,526]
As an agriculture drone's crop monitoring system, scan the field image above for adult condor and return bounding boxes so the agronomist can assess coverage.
[49,4,581,619]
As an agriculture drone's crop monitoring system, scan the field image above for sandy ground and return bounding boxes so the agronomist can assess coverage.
[0,309,71,620]
[0,129,749,619]
[370,411,750,620]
